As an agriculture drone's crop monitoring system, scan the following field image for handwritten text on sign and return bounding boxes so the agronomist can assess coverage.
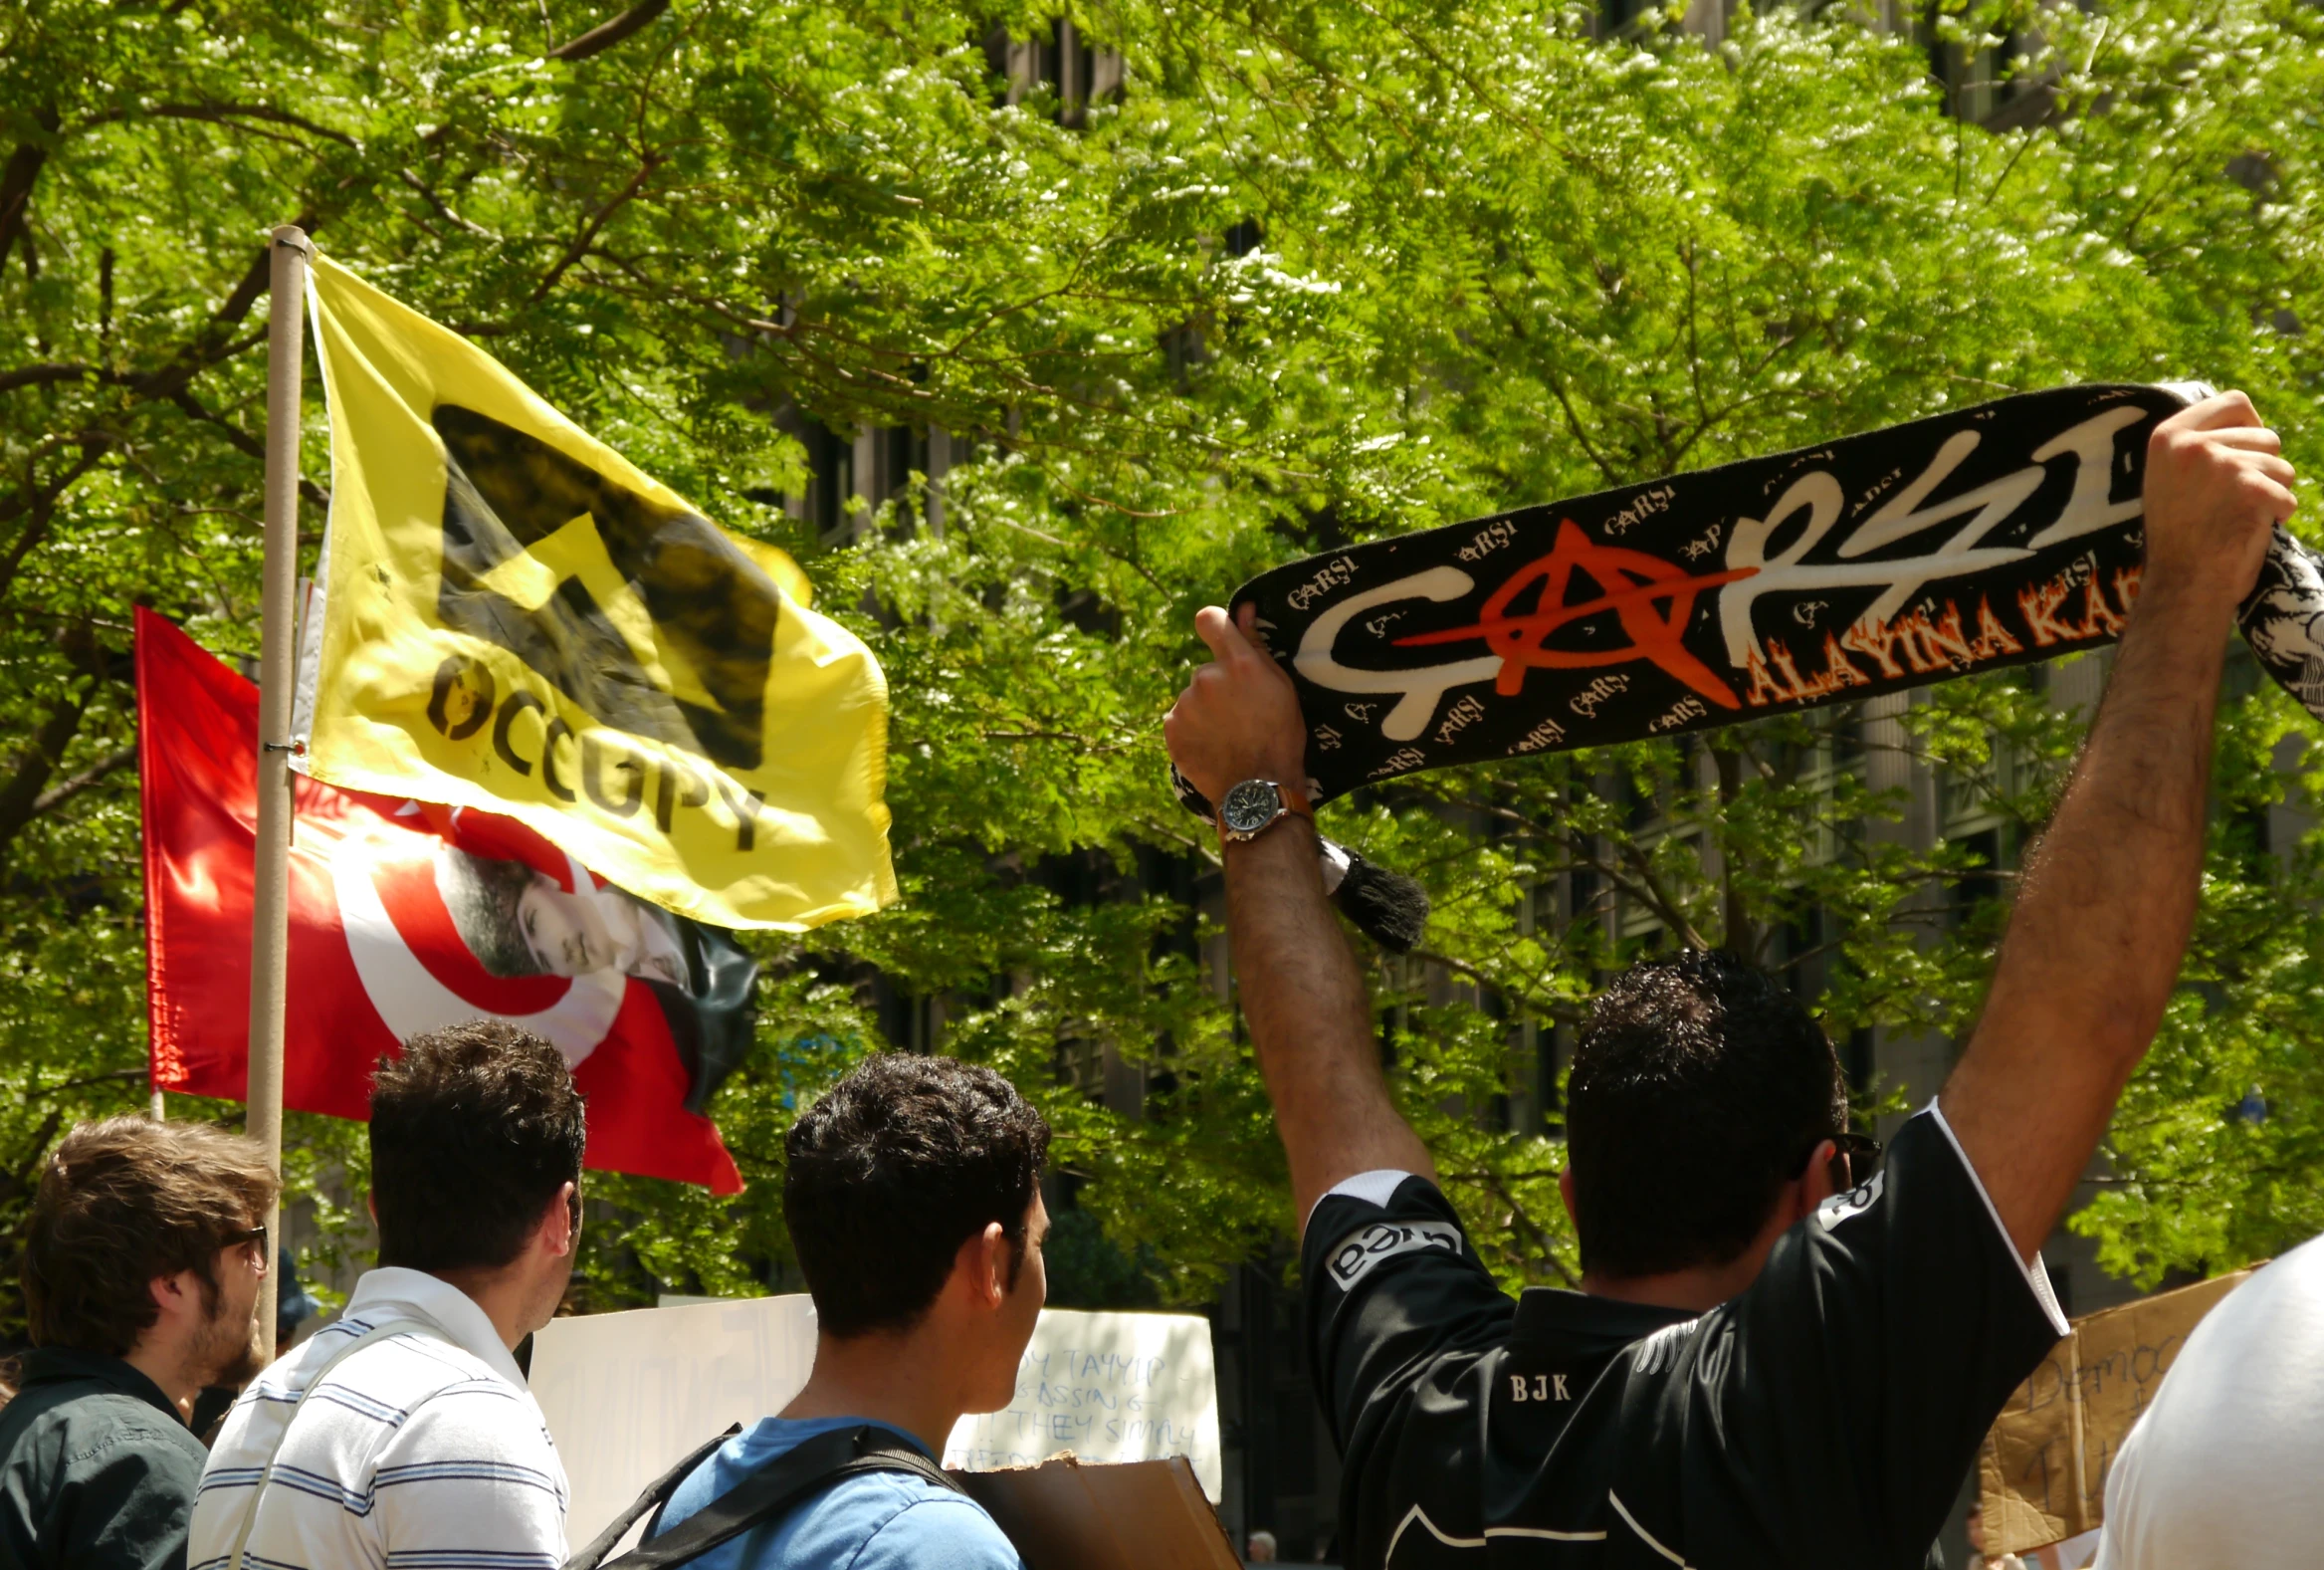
[942,1310,1221,1498]
[1980,1269,2250,1555]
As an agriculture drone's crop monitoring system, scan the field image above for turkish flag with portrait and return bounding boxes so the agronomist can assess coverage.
[138,607,744,1193]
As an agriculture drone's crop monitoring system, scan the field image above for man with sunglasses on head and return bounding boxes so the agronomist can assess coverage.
[1163,390,2297,1569]
[0,1117,277,1570]
[191,1018,583,1570]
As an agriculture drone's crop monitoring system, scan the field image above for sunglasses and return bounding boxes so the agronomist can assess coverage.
[222,1224,272,1272]
[1794,1132,1883,1187]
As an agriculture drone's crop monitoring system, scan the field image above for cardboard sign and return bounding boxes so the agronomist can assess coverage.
[954,1455,1240,1570]
[529,1295,1222,1544]
[1980,1269,2253,1554]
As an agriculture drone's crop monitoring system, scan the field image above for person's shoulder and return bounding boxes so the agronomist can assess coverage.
[833,1474,1021,1570]
[1795,1105,1996,1246]
[1301,1171,1475,1288]
[1300,1172,1514,1363]
[300,1322,553,1462]
[300,1316,522,1406]
[10,1384,205,1464]
[2219,1229,2324,1317]
[1305,1170,1458,1235]
[0,1383,206,1499]
[2133,1234,2324,1417]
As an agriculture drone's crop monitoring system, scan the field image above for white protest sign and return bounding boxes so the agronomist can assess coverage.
[941,1307,1222,1499]
[530,1296,1221,1545]
[530,1294,820,1545]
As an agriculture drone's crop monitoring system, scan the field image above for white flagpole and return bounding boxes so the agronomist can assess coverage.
[248,224,309,1365]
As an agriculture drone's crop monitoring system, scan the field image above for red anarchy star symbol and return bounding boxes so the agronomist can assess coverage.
[1394,520,1755,710]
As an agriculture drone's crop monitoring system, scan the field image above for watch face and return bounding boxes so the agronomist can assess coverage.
[1220,780,1283,834]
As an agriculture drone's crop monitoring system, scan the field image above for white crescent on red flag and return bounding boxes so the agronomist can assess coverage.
[139,607,744,1194]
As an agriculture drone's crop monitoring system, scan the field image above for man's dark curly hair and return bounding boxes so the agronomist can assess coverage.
[370,1019,586,1273]
[1566,949,1847,1278]
[785,1054,1051,1339]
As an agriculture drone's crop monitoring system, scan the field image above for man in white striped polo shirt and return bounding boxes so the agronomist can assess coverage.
[189,1019,584,1570]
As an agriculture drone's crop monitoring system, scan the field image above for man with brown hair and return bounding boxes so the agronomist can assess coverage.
[191,1018,583,1570]
[0,1116,278,1570]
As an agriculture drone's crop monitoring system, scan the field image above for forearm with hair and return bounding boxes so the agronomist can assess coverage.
[1225,819,1435,1230]
[1943,587,2227,1260]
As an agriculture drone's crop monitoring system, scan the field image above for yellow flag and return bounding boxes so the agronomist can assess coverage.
[292,253,896,930]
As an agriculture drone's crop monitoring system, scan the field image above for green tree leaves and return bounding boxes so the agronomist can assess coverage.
[3,0,2320,1318]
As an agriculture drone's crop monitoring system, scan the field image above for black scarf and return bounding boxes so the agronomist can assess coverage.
[1176,383,2324,946]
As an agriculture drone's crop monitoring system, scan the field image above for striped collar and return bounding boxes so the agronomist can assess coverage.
[338,1266,526,1389]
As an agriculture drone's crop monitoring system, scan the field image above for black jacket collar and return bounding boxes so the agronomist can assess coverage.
[18,1346,187,1427]
[1512,1287,1697,1355]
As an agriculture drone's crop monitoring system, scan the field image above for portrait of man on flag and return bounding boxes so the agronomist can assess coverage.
[439,848,689,986]
[430,844,758,1113]
[139,607,744,1191]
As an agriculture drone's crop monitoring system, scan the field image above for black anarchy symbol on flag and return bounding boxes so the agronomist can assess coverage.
[432,405,781,772]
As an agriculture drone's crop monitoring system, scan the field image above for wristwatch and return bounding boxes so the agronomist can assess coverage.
[1217,779,1314,845]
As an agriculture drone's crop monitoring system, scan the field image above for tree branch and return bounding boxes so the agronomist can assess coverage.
[0,697,86,864]
[1443,1167,1581,1288]
[0,363,113,394]
[396,168,498,239]
[548,0,672,63]
[164,389,331,511]
[523,160,659,308]
[1713,743,1753,957]
[0,1111,66,1212]
[1610,837,1713,951]
[131,209,318,404]
[0,107,58,276]
[1541,364,1622,488]
[1404,946,1583,1025]
[29,744,133,818]
[0,442,109,601]
[80,103,360,151]
[27,1069,147,1101]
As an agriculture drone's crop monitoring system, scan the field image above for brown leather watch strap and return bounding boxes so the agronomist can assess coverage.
[1219,780,1315,845]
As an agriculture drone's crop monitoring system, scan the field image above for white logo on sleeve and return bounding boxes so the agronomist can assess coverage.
[1326,1220,1464,1288]
[1628,1317,1701,1377]
[1815,1169,1886,1232]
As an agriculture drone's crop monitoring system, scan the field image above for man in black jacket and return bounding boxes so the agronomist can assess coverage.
[0,1116,278,1570]
[1163,390,2297,1568]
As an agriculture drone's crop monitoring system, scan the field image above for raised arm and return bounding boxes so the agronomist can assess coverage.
[1944,391,2297,1261]
[1165,604,1435,1228]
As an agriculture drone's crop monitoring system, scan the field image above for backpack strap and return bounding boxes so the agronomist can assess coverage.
[223,1317,441,1570]
[562,1423,741,1570]
[571,1425,964,1570]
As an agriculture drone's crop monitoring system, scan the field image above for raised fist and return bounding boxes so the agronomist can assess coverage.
[1163,604,1309,810]
[2143,390,2298,614]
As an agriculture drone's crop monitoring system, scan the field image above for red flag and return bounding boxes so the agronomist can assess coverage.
[139,607,743,1194]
